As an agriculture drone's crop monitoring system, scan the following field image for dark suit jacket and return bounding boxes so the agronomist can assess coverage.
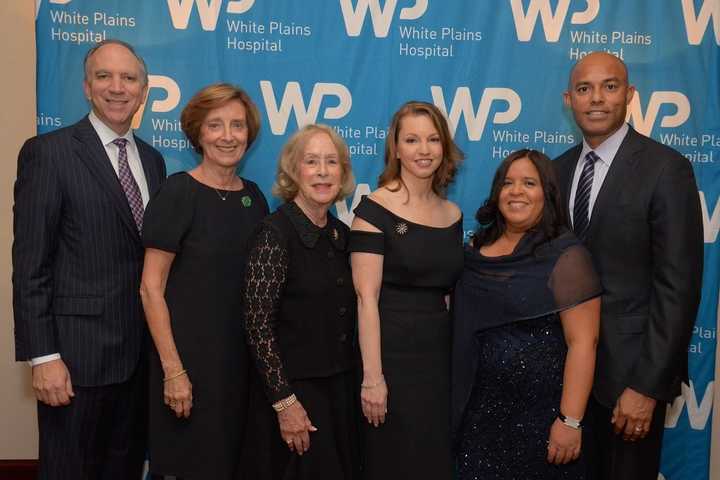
[12,116,166,387]
[554,126,703,407]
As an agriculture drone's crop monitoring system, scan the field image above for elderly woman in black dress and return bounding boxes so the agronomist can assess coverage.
[242,124,359,480]
[140,83,269,479]
[453,149,601,479]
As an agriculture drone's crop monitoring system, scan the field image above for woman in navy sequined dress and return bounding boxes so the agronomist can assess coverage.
[452,150,602,479]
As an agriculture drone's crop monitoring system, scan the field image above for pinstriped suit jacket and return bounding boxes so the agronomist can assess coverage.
[12,116,166,387]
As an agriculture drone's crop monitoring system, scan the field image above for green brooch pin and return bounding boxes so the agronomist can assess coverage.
[241,195,252,207]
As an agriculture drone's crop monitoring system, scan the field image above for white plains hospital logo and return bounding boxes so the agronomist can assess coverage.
[340,0,428,38]
[166,0,255,30]
[260,81,353,135]
[430,86,522,141]
[509,0,600,42]
[131,75,182,129]
[681,0,720,45]
[625,90,690,137]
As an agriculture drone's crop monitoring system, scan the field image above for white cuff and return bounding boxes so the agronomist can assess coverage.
[29,353,62,367]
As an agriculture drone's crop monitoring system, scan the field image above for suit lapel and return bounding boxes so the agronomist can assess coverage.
[135,137,161,193]
[559,145,582,223]
[586,128,643,238]
[72,117,141,241]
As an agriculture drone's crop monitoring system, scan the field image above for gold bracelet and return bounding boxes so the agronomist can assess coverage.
[163,369,187,383]
[272,394,297,412]
[361,376,385,389]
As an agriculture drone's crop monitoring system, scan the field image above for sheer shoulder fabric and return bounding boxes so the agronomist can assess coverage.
[549,243,603,310]
[142,172,196,253]
[243,223,292,403]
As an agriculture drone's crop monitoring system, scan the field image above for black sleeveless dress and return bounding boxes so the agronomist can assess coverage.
[349,197,464,480]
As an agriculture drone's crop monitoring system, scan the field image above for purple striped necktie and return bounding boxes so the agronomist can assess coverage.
[112,138,144,232]
[573,150,599,239]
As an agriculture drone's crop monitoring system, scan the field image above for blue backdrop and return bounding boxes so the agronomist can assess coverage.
[34,1,718,478]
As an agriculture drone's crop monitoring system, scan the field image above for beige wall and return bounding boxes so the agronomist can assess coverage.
[0,1,38,459]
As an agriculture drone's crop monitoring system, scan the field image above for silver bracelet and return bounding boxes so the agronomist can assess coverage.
[558,412,583,429]
[361,375,385,389]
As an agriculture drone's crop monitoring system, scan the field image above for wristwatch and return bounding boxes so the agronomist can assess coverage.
[558,412,583,429]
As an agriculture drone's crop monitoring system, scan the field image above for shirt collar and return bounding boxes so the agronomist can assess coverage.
[280,200,347,250]
[580,122,629,167]
[88,110,135,148]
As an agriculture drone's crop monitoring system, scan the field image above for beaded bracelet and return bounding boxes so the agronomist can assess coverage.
[272,393,298,412]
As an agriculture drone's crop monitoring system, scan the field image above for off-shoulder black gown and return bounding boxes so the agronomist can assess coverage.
[349,197,464,480]
[452,230,602,480]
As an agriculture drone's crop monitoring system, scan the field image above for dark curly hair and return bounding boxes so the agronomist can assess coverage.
[473,149,566,249]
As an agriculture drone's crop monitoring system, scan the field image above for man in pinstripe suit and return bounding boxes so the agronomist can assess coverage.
[12,39,166,479]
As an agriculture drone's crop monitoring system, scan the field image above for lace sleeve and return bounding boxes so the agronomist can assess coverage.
[243,224,292,403]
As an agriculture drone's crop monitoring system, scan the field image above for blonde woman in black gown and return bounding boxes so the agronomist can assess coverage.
[349,101,464,479]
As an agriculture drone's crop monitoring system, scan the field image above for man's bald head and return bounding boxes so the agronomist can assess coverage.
[563,52,635,148]
[568,52,629,90]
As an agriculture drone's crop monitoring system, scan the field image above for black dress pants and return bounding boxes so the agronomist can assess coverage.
[37,364,147,480]
[583,395,667,480]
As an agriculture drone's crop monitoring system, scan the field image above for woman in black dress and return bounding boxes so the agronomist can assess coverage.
[453,149,601,479]
[241,124,359,480]
[349,101,464,479]
[140,83,268,479]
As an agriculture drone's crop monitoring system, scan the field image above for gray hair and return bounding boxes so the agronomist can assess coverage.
[84,39,148,86]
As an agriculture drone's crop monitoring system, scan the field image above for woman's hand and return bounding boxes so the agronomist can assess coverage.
[361,377,388,427]
[546,418,581,465]
[278,401,317,455]
[164,372,192,418]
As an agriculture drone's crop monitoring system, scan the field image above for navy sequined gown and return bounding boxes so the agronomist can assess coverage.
[452,231,602,480]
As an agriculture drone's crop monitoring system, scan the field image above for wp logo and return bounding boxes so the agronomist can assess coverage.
[681,0,720,45]
[625,91,690,137]
[430,86,521,141]
[509,0,599,42]
[131,75,182,129]
[260,81,352,135]
[167,0,254,31]
[340,0,428,38]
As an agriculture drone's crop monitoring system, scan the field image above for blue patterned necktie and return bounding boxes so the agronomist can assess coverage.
[112,138,144,232]
[573,151,599,239]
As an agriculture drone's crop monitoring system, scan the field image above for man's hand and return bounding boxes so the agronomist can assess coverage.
[612,387,656,441]
[32,359,74,406]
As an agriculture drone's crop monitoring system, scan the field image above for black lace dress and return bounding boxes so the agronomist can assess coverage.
[348,197,464,480]
[452,230,602,480]
[241,202,360,480]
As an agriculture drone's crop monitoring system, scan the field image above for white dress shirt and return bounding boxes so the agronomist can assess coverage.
[31,113,150,367]
[568,123,629,227]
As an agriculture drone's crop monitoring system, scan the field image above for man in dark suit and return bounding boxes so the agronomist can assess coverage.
[12,39,166,479]
[554,52,703,479]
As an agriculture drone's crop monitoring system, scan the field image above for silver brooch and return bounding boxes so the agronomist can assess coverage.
[395,222,408,235]
[332,228,339,241]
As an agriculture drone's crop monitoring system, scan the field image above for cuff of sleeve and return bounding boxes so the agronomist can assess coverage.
[29,353,61,367]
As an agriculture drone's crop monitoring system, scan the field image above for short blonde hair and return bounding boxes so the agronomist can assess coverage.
[272,124,355,202]
[180,83,261,155]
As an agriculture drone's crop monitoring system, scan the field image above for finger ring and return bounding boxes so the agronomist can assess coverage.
[634,426,642,432]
